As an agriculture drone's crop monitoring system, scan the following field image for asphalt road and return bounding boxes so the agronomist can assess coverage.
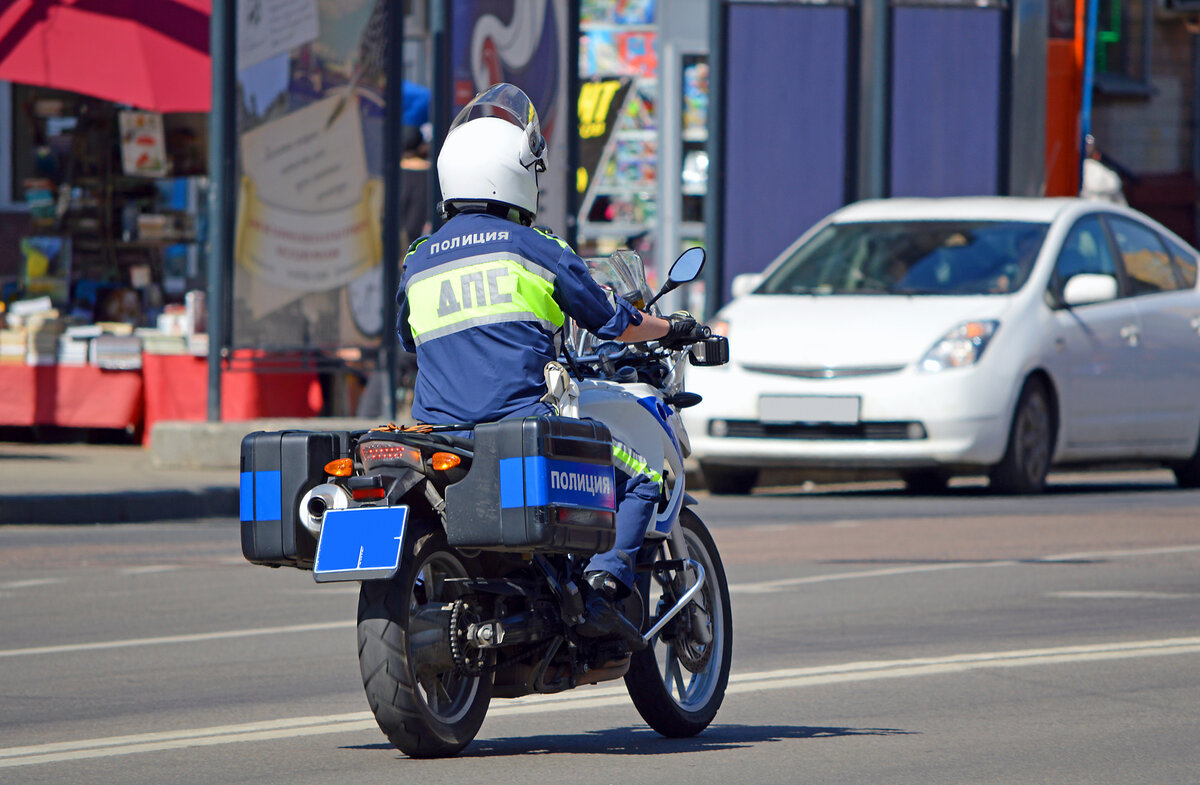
[3,470,1199,784]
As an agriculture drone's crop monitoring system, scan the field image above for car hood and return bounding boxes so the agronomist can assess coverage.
[717,294,1018,369]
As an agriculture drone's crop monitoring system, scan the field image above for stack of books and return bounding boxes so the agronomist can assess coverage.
[24,314,63,366]
[90,335,143,369]
[187,332,209,356]
[57,334,90,366]
[0,328,25,364]
[137,327,188,356]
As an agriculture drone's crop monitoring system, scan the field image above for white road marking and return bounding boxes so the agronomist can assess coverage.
[729,543,1200,595]
[279,587,361,596]
[0,621,355,659]
[118,566,180,576]
[730,562,1005,594]
[1048,590,1200,600]
[0,578,64,590]
[3,635,1199,768]
[1035,544,1200,561]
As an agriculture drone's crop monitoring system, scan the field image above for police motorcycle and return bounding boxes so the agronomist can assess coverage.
[239,247,731,758]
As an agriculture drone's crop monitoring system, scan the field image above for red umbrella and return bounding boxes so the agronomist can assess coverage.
[0,0,211,113]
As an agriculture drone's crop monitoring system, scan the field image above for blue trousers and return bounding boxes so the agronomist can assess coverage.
[585,469,660,591]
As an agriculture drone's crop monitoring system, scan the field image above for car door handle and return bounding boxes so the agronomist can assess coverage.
[1120,324,1140,347]
[1191,316,1200,335]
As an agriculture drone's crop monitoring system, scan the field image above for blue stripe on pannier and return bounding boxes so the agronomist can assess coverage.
[498,457,524,508]
[254,470,281,521]
[523,456,549,506]
[239,472,254,521]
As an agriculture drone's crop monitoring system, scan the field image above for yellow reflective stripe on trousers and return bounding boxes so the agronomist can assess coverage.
[611,441,664,487]
[406,257,564,345]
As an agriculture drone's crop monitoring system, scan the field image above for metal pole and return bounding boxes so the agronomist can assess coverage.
[703,0,725,320]
[430,3,451,233]
[1079,0,1099,169]
[566,0,580,249]
[857,0,889,200]
[379,1,405,422]
[206,0,235,422]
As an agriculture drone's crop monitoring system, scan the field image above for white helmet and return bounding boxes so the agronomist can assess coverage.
[437,83,547,223]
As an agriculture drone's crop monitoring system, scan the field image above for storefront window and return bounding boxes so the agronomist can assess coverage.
[1094,0,1154,95]
[577,2,659,258]
[5,83,208,325]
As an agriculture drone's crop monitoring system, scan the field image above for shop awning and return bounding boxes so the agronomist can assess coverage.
[0,0,211,113]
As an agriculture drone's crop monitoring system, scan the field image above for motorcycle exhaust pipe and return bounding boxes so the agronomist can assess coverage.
[299,483,351,537]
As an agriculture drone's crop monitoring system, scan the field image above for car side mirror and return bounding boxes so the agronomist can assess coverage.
[1062,273,1119,306]
[731,273,763,299]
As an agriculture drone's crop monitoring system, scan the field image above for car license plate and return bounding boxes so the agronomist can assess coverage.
[313,506,408,583]
[758,395,861,424]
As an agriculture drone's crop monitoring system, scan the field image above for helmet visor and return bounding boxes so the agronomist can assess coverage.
[450,83,547,172]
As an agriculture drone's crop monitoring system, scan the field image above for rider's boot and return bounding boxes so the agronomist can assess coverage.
[575,570,646,651]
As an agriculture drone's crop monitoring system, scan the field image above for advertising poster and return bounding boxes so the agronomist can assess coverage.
[232,0,388,348]
[118,111,168,178]
[449,0,571,236]
[576,77,633,207]
[20,235,71,304]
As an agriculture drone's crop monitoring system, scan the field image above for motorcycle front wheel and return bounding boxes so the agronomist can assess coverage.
[625,508,733,737]
[357,530,492,758]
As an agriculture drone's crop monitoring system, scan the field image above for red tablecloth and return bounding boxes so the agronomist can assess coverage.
[0,364,143,430]
[141,353,323,442]
[0,354,323,438]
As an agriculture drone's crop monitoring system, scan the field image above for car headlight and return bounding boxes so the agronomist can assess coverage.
[919,320,998,372]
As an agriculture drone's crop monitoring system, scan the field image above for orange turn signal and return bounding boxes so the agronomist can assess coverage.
[324,458,353,477]
[431,452,462,471]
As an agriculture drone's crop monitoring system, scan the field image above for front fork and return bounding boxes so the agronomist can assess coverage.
[643,523,712,646]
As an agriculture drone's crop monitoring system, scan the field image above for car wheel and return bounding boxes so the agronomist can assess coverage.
[701,465,758,495]
[901,470,950,495]
[989,377,1054,495]
[1169,431,1200,488]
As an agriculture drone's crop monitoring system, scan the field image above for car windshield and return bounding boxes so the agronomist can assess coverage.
[758,220,1050,296]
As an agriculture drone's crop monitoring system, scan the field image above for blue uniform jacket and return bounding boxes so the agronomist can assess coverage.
[396,212,640,424]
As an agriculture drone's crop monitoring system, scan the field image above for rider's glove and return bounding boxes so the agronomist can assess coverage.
[660,311,708,350]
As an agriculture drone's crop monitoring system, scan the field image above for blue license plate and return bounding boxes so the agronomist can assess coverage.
[313,506,408,583]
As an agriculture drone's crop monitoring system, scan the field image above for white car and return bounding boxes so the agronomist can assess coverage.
[683,197,1200,494]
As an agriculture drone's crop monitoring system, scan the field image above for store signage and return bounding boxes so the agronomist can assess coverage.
[236,93,383,315]
[577,77,633,196]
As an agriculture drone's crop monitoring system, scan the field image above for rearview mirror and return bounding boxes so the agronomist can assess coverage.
[668,247,706,285]
[646,247,706,309]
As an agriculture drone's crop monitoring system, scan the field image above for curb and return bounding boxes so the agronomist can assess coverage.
[2,487,240,525]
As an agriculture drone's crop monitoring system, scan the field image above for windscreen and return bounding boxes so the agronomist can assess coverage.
[758,220,1049,296]
[586,250,652,310]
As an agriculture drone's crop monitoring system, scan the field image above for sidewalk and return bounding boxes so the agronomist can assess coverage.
[0,441,241,524]
[0,418,382,525]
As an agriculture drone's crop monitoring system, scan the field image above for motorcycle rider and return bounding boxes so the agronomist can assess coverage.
[395,84,706,649]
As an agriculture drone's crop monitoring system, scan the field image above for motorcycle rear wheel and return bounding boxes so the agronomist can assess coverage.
[357,531,491,758]
[625,508,733,737]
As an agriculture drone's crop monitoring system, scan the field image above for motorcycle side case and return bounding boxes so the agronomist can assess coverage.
[445,416,617,555]
[239,430,351,569]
